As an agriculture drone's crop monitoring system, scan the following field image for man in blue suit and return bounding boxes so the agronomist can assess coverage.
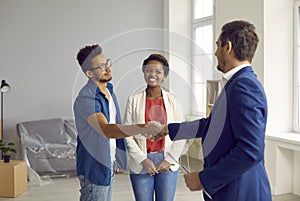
[151,20,272,201]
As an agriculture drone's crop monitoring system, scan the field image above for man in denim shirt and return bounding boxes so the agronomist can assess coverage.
[74,44,159,201]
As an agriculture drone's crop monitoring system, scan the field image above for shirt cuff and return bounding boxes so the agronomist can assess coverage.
[203,189,213,200]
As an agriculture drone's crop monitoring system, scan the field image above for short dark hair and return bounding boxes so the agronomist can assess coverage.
[220,20,259,62]
[76,44,102,72]
[142,54,169,77]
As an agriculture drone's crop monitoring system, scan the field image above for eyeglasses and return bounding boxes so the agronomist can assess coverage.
[87,59,112,71]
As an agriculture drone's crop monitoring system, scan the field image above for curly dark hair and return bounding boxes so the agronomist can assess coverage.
[76,44,102,72]
[220,20,259,62]
[142,54,169,77]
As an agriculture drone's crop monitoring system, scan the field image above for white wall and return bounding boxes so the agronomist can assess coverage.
[0,0,164,152]
[264,0,294,133]
[215,0,264,82]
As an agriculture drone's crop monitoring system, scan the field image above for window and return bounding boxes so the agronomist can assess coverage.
[294,1,300,131]
[193,0,214,19]
[192,0,216,116]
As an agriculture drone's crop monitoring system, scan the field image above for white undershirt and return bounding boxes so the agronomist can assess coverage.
[107,89,116,163]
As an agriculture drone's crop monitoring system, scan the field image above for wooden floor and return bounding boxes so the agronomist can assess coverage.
[0,157,299,201]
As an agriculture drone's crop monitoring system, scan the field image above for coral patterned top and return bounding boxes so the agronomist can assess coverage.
[145,98,166,152]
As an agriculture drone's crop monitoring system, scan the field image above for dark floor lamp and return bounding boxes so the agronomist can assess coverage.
[0,80,10,140]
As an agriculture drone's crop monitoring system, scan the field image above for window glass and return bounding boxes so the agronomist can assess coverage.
[194,0,213,19]
[192,0,215,116]
[193,82,206,115]
[195,25,213,55]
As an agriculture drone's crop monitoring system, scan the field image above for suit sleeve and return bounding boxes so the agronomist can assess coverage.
[168,118,208,141]
[199,77,267,195]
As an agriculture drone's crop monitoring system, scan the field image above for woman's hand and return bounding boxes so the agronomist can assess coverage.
[156,160,172,174]
[141,159,158,176]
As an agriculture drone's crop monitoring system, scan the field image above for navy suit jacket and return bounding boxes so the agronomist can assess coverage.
[169,67,272,201]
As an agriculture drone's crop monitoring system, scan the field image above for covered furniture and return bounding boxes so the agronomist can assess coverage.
[16,118,77,177]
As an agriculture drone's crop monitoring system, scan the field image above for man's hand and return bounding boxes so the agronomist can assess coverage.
[142,121,164,138]
[141,159,158,176]
[143,121,168,140]
[184,172,204,191]
[151,124,168,140]
[156,160,172,174]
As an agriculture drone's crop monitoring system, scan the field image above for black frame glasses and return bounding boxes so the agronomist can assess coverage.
[87,59,112,71]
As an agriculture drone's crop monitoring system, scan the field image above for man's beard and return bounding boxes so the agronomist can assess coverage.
[217,65,224,73]
[98,76,112,83]
[216,56,226,73]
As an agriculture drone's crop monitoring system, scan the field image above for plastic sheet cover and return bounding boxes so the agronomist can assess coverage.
[17,118,77,185]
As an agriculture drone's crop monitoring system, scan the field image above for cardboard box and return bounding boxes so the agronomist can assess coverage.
[0,160,27,197]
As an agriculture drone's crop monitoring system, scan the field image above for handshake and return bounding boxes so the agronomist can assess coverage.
[117,121,168,139]
[142,121,168,140]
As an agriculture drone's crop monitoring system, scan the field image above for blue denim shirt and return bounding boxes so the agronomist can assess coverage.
[73,80,127,186]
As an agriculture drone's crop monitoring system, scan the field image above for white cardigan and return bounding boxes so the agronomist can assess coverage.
[124,88,187,173]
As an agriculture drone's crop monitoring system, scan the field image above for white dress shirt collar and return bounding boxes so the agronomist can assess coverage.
[222,64,250,83]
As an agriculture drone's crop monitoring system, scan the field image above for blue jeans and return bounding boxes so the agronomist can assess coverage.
[78,174,115,201]
[130,152,179,201]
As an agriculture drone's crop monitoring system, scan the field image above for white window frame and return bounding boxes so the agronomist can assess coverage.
[191,0,216,116]
[294,1,300,132]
